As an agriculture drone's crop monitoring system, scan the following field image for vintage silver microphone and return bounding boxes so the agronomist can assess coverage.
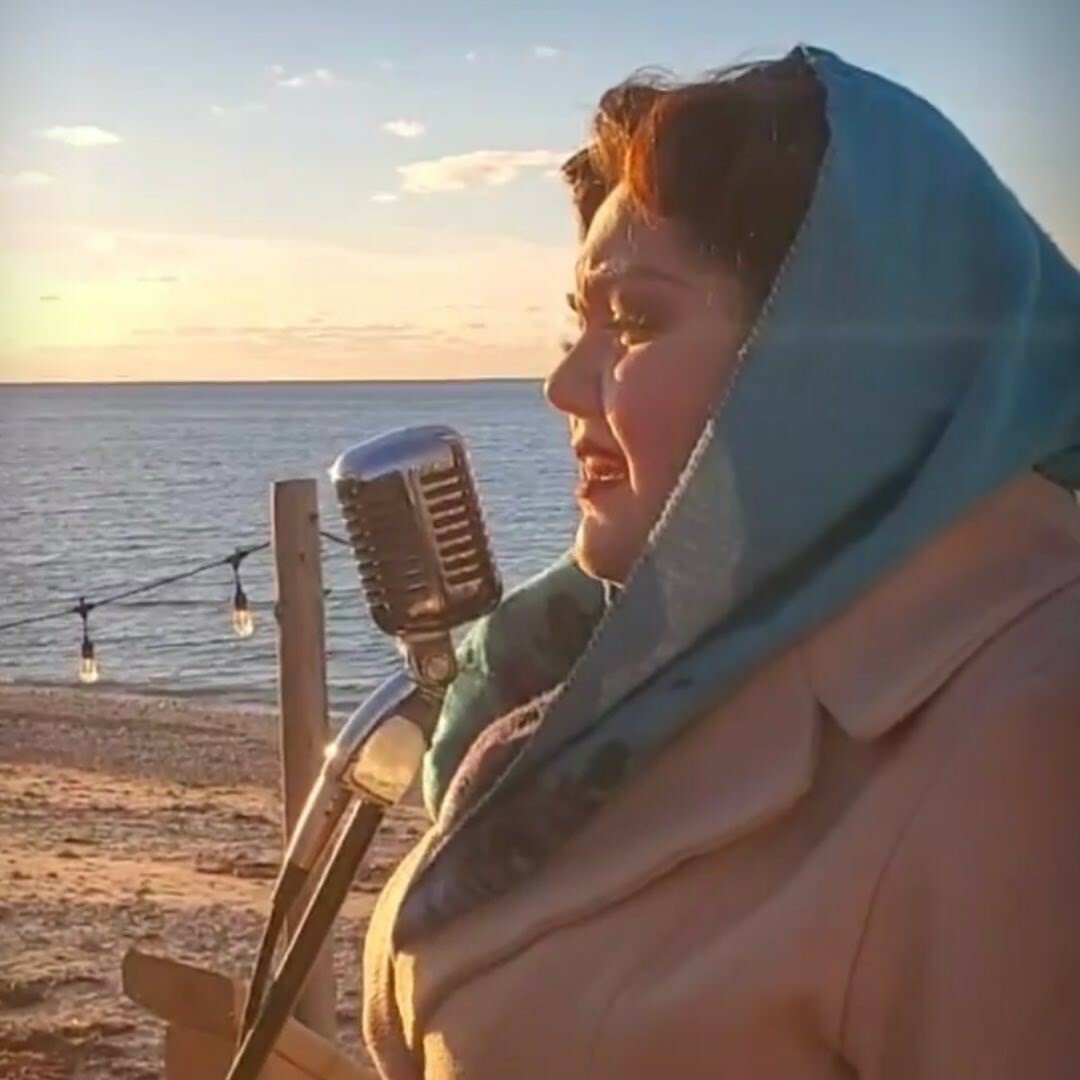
[277,426,502,886]
[229,425,501,1079]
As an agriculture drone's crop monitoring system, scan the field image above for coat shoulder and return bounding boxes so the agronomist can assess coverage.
[842,579,1080,1077]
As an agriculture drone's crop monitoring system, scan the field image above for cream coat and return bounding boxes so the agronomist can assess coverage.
[362,474,1080,1079]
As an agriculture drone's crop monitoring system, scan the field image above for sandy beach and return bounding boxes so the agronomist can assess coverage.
[0,684,428,1079]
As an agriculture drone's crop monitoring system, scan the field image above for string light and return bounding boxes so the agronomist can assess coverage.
[232,586,255,638]
[226,548,256,639]
[0,533,352,686]
[75,597,99,684]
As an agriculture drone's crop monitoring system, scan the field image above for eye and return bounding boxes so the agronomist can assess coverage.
[609,291,665,349]
[610,313,655,348]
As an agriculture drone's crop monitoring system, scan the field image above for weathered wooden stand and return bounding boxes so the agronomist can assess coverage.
[271,478,337,1036]
[121,949,373,1079]
[122,478,366,1077]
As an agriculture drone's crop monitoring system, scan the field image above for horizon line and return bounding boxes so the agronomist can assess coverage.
[0,375,543,388]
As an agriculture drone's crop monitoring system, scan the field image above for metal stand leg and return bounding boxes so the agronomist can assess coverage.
[226,800,384,1080]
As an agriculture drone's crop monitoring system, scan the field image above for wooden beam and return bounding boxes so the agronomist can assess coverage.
[271,478,337,1039]
[122,949,373,1078]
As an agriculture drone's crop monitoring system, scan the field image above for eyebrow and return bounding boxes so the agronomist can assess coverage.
[580,265,688,290]
[568,265,688,312]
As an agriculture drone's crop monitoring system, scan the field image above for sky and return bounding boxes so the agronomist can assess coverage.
[1,0,1076,383]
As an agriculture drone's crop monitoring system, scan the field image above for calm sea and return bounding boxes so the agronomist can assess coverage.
[0,381,578,710]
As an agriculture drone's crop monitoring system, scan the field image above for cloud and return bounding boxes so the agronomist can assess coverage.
[382,119,425,139]
[377,59,395,73]
[2,223,576,382]
[38,125,122,147]
[465,50,478,63]
[532,45,562,60]
[268,64,338,89]
[136,275,179,283]
[371,192,399,204]
[1,170,55,187]
[398,149,568,193]
[39,294,60,302]
[210,101,266,119]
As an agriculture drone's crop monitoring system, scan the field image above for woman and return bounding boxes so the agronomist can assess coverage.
[363,46,1080,1078]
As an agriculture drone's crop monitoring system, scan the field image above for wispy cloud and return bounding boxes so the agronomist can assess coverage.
[382,119,426,139]
[38,125,122,147]
[268,64,339,89]
[136,275,179,283]
[1,170,55,187]
[376,59,395,73]
[210,101,266,119]
[465,50,478,63]
[398,149,568,193]
[532,45,562,60]
[3,223,573,382]
[371,192,399,204]
[39,294,60,302]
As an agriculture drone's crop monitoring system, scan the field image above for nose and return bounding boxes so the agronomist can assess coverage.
[543,337,604,420]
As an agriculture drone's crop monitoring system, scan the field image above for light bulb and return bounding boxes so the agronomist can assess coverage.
[79,640,100,684]
[232,589,255,638]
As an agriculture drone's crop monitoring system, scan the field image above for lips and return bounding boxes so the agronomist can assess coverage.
[581,456,626,481]
[574,440,628,501]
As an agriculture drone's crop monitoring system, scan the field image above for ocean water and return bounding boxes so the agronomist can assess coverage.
[0,381,578,710]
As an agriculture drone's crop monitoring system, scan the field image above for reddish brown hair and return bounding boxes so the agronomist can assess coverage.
[563,52,828,311]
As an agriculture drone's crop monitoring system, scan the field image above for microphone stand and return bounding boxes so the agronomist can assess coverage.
[226,650,448,1080]
[227,800,384,1079]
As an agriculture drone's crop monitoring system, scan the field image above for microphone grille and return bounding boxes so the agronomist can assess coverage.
[332,426,501,638]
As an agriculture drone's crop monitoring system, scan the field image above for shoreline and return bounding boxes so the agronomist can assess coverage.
[0,677,282,710]
[0,683,427,1078]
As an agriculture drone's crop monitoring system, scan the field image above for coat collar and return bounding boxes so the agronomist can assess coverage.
[383,474,1080,1039]
[804,474,1080,740]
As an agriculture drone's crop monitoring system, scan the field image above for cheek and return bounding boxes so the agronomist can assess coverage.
[605,330,737,497]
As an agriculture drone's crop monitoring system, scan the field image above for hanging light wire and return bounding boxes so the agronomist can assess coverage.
[0,532,351,636]
[0,542,271,634]
[0,527,366,688]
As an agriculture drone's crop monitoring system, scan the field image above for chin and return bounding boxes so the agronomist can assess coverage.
[573,516,635,585]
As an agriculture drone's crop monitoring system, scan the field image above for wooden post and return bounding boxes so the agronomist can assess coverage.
[271,478,337,1040]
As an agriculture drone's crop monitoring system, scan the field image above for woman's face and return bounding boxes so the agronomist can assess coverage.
[544,184,746,583]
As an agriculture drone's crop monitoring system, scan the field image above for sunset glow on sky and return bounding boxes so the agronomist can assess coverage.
[2,0,1076,382]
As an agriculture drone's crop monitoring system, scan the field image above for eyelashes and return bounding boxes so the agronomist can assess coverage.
[612,314,653,346]
[558,316,656,356]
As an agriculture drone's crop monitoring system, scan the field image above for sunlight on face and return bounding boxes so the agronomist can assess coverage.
[544,185,746,583]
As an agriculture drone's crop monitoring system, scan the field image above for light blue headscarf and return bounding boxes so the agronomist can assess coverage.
[400,45,1080,944]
